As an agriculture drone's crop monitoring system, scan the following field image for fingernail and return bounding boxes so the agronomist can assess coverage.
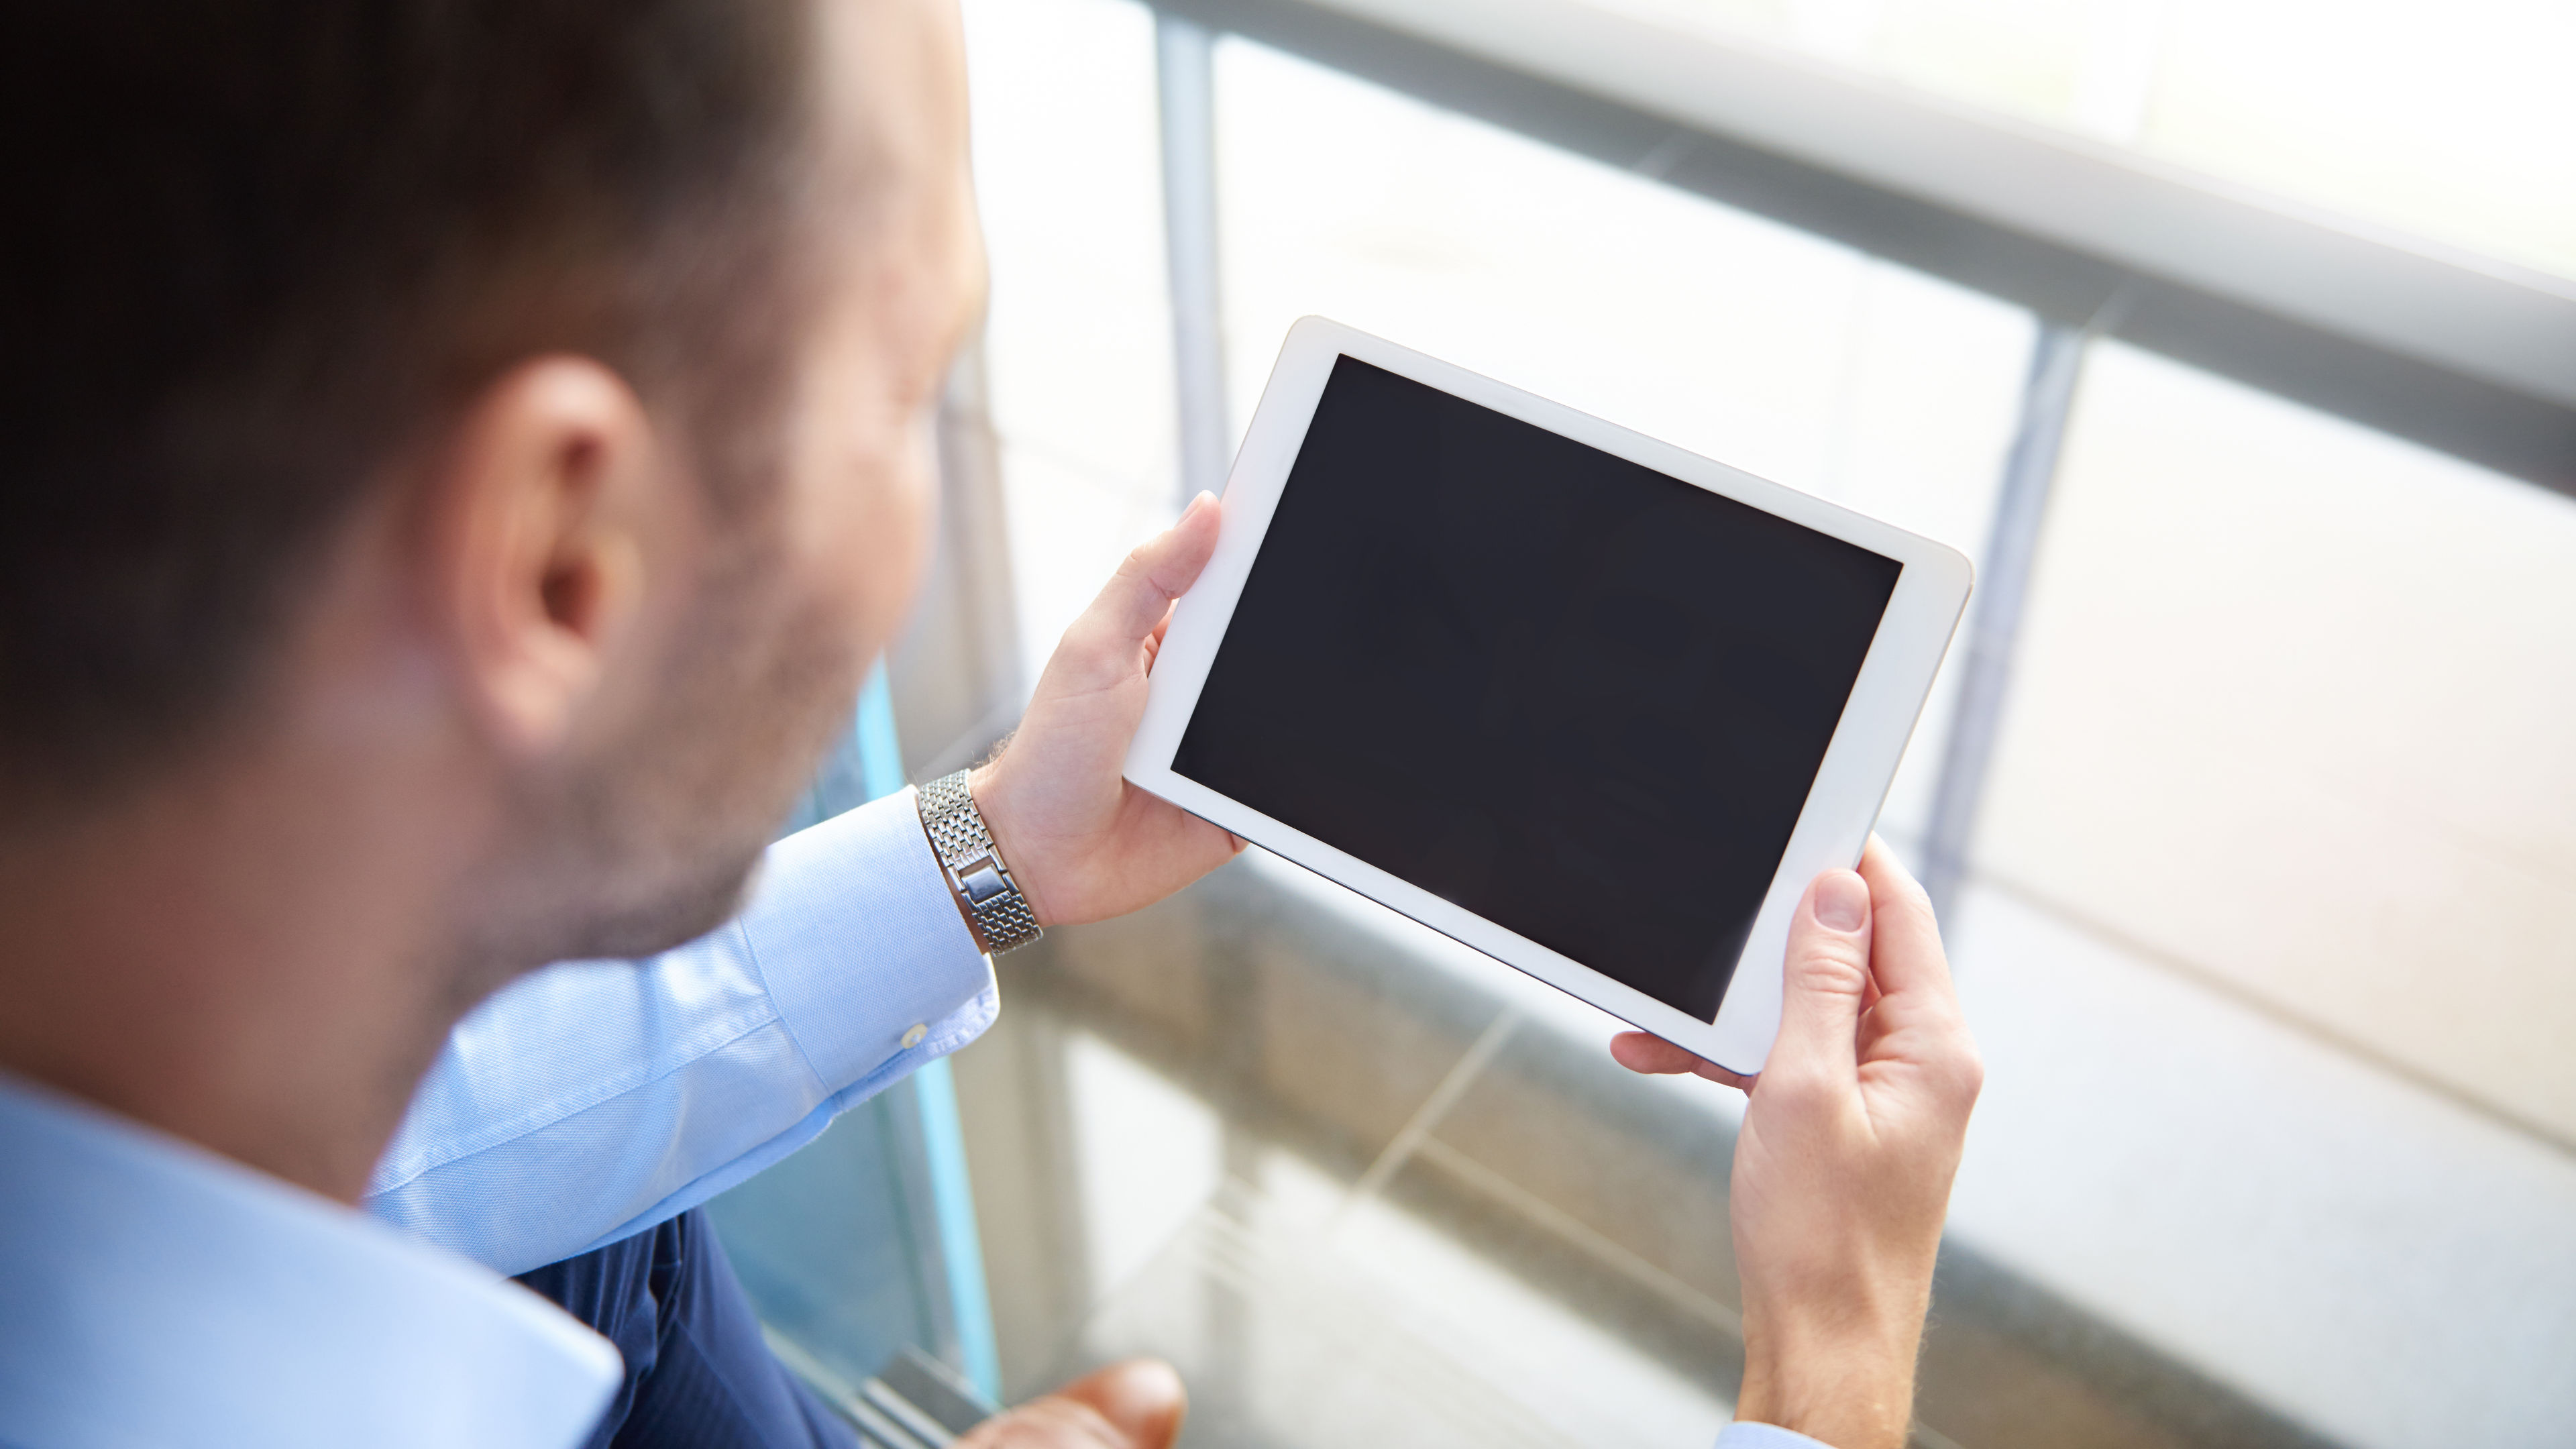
[1815,871,1868,931]
[1184,490,1214,518]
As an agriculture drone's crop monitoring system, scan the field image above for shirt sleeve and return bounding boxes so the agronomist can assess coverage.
[364,788,995,1277]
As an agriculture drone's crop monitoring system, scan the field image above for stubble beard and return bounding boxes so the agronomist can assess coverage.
[445,517,870,1009]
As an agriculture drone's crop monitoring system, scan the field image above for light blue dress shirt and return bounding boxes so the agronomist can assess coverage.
[0,790,991,1449]
[368,789,996,1277]
[0,785,1827,1449]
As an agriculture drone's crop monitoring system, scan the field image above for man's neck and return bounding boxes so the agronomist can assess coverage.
[0,733,494,1204]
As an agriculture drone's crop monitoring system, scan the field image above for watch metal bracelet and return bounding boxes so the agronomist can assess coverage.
[916,770,1043,955]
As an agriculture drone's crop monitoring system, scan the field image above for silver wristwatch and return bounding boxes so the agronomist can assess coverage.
[916,770,1043,955]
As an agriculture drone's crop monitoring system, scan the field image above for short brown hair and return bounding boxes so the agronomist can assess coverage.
[0,0,820,806]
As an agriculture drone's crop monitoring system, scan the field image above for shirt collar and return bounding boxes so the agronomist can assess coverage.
[0,1073,619,1449]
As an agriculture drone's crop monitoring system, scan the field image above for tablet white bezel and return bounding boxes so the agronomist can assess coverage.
[1123,317,1973,1073]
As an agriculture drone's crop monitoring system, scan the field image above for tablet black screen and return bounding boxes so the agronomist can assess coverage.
[1174,356,1900,1020]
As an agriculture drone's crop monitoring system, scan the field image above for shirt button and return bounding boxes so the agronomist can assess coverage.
[901,1024,928,1049]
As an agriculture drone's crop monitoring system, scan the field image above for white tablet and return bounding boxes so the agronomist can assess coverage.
[1124,318,1972,1073]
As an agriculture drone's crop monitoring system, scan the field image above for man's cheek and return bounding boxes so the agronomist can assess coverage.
[808,441,933,668]
[864,416,941,615]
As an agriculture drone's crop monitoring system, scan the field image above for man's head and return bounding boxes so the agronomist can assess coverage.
[0,0,984,977]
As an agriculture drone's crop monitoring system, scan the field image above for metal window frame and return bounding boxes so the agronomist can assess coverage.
[1157,13,1233,504]
[1148,0,2576,496]
[1138,0,2575,923]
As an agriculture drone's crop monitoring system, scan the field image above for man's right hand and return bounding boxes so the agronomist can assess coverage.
[955,1359,1187,1449]
[1611,837,1983,1449]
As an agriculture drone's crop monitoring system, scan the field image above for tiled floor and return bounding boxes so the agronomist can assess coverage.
[945,853,2334,1449]
[949,870,1736,1448]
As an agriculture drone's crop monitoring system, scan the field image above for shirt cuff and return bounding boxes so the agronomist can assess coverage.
[740,788,996,1100]
[1715,1423,1835,1449]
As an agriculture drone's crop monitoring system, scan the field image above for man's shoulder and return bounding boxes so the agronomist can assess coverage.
[0,1075,619,1449]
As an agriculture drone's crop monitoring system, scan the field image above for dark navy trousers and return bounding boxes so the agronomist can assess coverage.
[515,1209,860,1449]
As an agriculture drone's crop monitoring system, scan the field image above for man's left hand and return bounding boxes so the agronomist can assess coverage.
[969,490,1242,927]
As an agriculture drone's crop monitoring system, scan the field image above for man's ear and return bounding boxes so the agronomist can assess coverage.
[428,356,663,757]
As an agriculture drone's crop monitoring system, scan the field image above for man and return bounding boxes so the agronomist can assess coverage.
[0,3,1980,1449]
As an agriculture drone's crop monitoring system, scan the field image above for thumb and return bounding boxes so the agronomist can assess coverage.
[1770,868,1873,1079]
[1051,493,1221,694]
[1049,1359,1187,1448]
